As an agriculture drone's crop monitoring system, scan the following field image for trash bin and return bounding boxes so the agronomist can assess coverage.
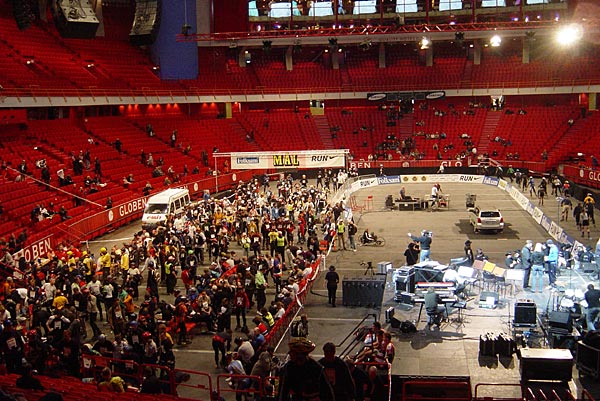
[466,193,476,208]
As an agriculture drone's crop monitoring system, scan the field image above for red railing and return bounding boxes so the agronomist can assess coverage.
[3,78,600,101]
[562,164,600,190]
[402,379,472,401]
[474,383,525,400]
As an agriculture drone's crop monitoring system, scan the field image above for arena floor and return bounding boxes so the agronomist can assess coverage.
[92,178,600,400]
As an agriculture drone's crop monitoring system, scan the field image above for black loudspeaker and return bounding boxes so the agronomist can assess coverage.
[54,0,99,38]
[342,277,386,307]
[390,317,402,329]
[549,311,572,332]
[130,0,161,46]
[514,300,537,326]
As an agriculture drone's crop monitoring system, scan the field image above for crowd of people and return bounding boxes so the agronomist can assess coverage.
[0,171,395,400]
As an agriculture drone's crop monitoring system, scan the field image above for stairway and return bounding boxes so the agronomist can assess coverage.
[477,111,501,156]
[230,120,262,152]
[396,113,414,135]
[460,60,473,87]
[547,111,599,165]
[340,65,352,88]
[313,115,335,149]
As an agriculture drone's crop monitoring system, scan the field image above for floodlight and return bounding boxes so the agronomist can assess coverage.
[556,23,583,46]
[420,37,430,50]
[490,35,501,47]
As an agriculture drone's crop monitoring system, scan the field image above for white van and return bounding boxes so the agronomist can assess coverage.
[142,188,191,230]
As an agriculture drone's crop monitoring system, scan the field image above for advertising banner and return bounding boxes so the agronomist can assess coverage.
[377,176,401,185]
[399,174,483,184]
[230,151,345,170]
[483,176,500,186]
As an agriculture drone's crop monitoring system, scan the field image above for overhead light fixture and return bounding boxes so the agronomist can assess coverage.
[420,37,430,50]
[293,40,302,53]
[455,32,464,41]
[328,37,338,51]
[556,23,583,46]
[359,40,372,51]
[490,35,502,47]
[525,31,536,40]
[262,40,272,54]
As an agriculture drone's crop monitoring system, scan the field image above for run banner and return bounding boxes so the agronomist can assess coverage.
[229,150,347,170]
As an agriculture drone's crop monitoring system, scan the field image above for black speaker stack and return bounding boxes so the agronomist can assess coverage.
[479,332,516,358]
[54,0,99,39]
[130,0,161,46]
[342,277,385,307]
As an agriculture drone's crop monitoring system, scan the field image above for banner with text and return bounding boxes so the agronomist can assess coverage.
[230,152,346,170]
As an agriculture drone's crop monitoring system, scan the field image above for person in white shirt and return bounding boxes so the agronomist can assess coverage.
[42,278,57,302]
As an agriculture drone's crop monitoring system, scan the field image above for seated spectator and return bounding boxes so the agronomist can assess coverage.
[97,367,126,392]
[142,182,153,196]
[16,363,44,391]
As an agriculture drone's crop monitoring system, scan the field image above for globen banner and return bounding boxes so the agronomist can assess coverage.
[230,151,346,169]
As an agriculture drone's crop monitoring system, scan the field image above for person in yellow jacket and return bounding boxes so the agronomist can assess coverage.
[120,247,130,275]
[82,251,94,281]
[336,220,346,251]
[97,247,111,277]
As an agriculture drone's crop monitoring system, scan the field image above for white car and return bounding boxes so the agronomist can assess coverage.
[469,207,504,233]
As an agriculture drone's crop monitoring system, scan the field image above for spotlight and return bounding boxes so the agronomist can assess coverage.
[181,24,191,36]
[455,32,464,41]
[490,35,502,47]
[359,40,372,51]
[419,37,430,50]
[525,31,536,39]
[556,23,583,46]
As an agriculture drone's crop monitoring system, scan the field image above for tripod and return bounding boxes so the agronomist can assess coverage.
[363,261,375,276]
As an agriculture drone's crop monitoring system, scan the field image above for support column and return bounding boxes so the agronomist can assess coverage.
[425,44,433,67]
[522,38,530,64]
[378,42,386,68]
[238,48,249,68]
[225,103,232,118]
[285,46,293,71]
[473,39,481,65]
[332,50,340,70]
[590,93,597,111]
